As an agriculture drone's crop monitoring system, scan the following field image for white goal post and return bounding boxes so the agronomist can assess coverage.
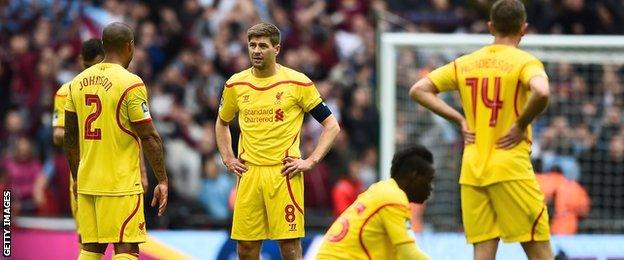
[379,33,624,181]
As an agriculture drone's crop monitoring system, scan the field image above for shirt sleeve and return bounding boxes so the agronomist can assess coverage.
[126,84,152,123]
[519,59,548,88]
[218,85,238,122]
[53,94,67,127]
[396,243,429,260]
[380,205,415,246]
[64,85,76,113]
[426,61,458,92]
[297,83,323,112]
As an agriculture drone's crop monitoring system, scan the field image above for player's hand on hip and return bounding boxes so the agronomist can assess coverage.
[496,123,526,149]
[281,157,314,178]
[224,158,248,177]
[460,120,475,144]
[151,181,168,216]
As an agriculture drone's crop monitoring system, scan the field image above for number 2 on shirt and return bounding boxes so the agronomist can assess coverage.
[465,77,503,127]
[84,94,102,140]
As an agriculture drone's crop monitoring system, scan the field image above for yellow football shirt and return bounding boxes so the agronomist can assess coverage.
[53,82,70,128]
[65,63,151,195]
[427,44,548,186]
[218,65,322,165]
[317,179,426,260]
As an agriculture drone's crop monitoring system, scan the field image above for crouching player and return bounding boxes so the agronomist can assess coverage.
[317,145,434,259]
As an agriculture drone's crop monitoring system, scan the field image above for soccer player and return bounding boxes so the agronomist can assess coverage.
[52,38,104,243]
[316,145,433,260]
[216,22,340,260]
[53,39,149,245]
[409,1,553,259]
[63,22,168,260]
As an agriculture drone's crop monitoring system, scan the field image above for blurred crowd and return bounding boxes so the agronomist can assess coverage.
[0,0,623,232]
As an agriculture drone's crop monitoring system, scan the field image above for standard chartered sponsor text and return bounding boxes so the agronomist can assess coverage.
[243,108,276,123]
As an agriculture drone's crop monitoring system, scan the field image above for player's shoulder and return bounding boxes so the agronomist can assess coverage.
[279,65,312,84]
[366,179,410,207]
[510,47,541,63]
[115,69,144,93]
[56,82,71,96]
[225,68,253,86]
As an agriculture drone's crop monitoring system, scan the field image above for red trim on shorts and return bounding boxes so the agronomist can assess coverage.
[55,94,68,97]
[531,205,546,241]
[359,204,407,259]
[225,80,313,91]
[119,195,141,243]
[116,83,144,144]
[286,177,304,214]
[132,118,152,125]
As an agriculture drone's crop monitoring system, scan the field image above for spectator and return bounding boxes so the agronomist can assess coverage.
[3,137,46,215]
[332,160,364,217]
[580,134,624,218]
[198,156,233,220]
[537,167,590,235]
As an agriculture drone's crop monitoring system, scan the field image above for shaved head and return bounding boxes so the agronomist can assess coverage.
[102,22,133,53]
[102,22,134,68]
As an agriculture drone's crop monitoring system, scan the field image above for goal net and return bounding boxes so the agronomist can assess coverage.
[379,33,624,233]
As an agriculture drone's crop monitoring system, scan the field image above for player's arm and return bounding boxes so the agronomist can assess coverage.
[379,206,429,260]
[215,118,248,176]
[396,243,429,260]
[140,149,148,191]
[52,92,67,146]
[282,103,340,177]
[63,111,80,183]
[53,128,64,146]
[409,77,474,144]
[132,121,168,216]
[497,68,550,149]
[215,84,247,176]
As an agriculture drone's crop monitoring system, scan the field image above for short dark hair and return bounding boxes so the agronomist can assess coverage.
[81,39,104,63]
[247,22,281,46]
[490,0,526,36]
[102,22,134,53]
[390,145,434,179]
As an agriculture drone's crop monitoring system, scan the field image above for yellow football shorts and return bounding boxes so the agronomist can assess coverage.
[461,179,550,244]
[231,164,305,241]
[77,193,147,244]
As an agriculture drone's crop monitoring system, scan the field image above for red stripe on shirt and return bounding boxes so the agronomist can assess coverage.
[531,205,546,241]
[359,203,408,259]
[132,118,153,125]
[119,195,141,243]
[116,83,144,144]
[514,81,522,117]
[225,80,313,91]
[284,131,300,158]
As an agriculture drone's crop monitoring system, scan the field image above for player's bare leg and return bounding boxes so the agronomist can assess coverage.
[521,241,554,260]
[79,243,107,260]
[112,243,140,259]
[278,238,302,260]
[238,240,262,260]
[473,238,499,260]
